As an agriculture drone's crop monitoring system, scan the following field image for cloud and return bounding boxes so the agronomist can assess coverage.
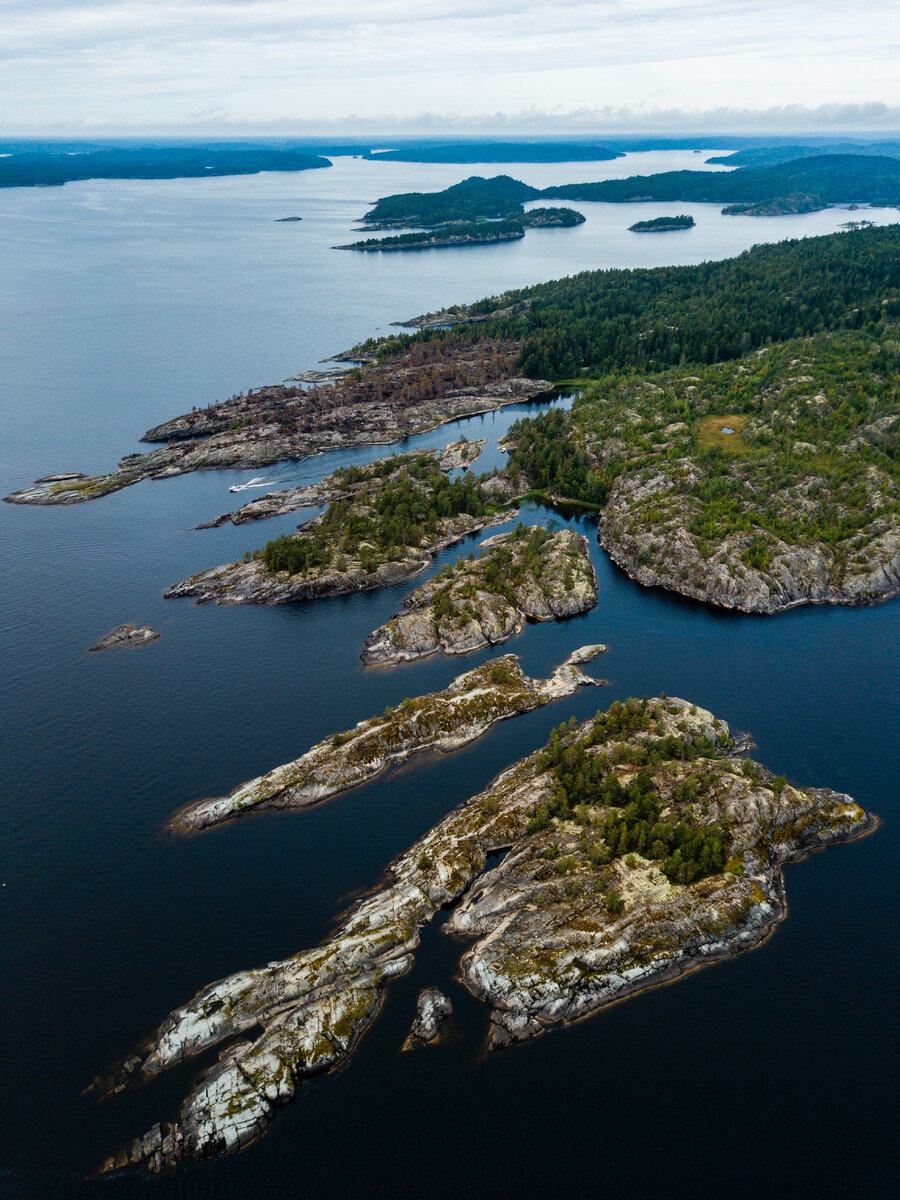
[0,1,897,133]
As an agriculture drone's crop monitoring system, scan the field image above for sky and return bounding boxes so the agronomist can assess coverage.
[0,0,898,135]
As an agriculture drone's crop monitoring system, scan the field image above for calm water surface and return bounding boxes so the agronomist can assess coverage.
[1,155,897,1199]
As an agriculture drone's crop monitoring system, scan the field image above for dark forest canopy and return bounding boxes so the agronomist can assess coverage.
[543,154,900,207]
[0,147,332,188]
[365,142,624,163]
[369,224,900,379]
[362,175,540,227]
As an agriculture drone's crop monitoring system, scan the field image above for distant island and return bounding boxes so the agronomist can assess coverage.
[706,141,900,167]
[628,214,695,232]
[0,147,331,188]
[721,194,824,216]
[364,142,624,163]
[338,207,584,251]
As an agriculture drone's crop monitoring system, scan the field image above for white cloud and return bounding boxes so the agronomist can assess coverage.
[0,1,897,133]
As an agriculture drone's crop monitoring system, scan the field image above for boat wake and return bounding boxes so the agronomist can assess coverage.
[228,477,276,493]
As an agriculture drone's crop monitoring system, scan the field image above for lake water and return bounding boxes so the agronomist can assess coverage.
[1,154,897,1200]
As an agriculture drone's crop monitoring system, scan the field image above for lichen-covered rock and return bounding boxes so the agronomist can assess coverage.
[88,624,161,652]
[598,467,900,613]
[361,526,598,664]
[172,648,606,831]
[103,693,870,1172]
[403,989,453,1048]
[196,440,486,529]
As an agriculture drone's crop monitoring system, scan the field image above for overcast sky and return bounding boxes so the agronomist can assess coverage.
[1,0,898,135]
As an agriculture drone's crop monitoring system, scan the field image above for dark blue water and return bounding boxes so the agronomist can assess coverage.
[1,157,897,1199]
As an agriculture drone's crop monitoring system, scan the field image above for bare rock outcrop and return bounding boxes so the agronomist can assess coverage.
[88,624,161,652]
[403,989,453,1048]
[100,694,871,1172]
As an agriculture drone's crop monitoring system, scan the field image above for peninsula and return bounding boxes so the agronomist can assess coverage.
[543,153,900,210]
[361,525,597,665]
[172,648,606,831]
[102,694,871,1171]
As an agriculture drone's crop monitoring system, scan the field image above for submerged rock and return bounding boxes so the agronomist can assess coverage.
[403,989,453,1048]
[4,344,546,505]
[172,648,606,831]
[361,525,598,665]
[101,693,871,1172]
[88,624,161,652]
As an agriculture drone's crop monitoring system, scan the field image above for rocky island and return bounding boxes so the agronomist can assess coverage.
[361,525,597,665]
[722,193,825,216]
[506,332,900,612]
[4,340,547,505]
[172,648,606,831]
[166,453,518,605]
[403,989,453,1048]
[101,694,871,1172]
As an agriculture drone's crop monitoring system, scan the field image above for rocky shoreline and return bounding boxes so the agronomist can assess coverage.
[100,694,871,1172]
[196,439,486,529]
[172,648,607,831]
[4,353,546,505]
[597,470,900,614]
[361,526,598,664]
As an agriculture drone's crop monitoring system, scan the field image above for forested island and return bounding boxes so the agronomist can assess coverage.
[361,525,598,663]
[103,693,870,1170]
[0,146,331,188]
[339,208,584,251]
[342,176,585,252]
[706,141,900,167]
[165,450,518,605]
[503,332,900,612]
[628,214,695,232]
